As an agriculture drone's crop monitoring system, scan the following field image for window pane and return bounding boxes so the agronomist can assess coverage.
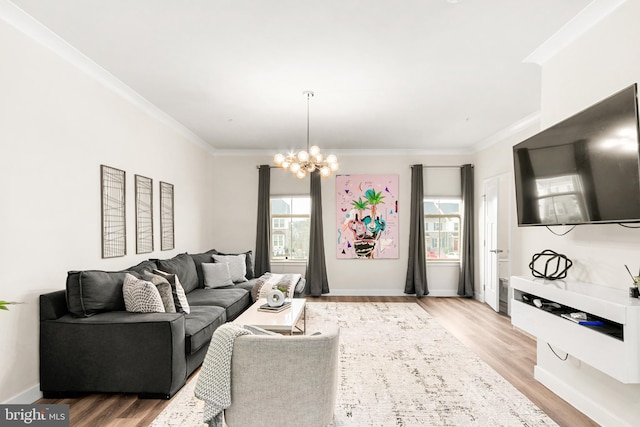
[291,197,311,215]
[423,198,461,260]
[270,196,311,260]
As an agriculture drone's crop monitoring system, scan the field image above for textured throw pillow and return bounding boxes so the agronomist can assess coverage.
[211,254,248,282]
[202,262,234,289]
[143,272,177,313]
[153,269,191,314]
[122,273,166,313]
[214,250,254,279]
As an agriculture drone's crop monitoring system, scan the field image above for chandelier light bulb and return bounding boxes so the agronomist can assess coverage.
[330,161,339,172]
[326,154,337,164]
[297,150,309,162]
[289,162,301,173]
[314,153,323,163]
[281,159,290,169]
[296,169,307,179]
[274,153,285,165]
[320,166,331,177]
[309,145,320,156]
[306,163,316,172]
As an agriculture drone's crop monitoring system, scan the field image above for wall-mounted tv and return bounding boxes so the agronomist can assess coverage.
[513,83,640,226]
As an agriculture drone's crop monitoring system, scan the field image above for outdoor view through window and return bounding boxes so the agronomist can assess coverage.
[270,196,311,260]
[424,199,461,260]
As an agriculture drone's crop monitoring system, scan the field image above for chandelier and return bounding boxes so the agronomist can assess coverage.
[273,91,339,179]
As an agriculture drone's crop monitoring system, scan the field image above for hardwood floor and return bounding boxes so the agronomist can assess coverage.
[37,296,599,426]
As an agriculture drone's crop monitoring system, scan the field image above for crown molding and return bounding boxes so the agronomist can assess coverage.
[524,0,626,65]
[473,112,541,152]
[213,147,475,157]
[1,0,215,155]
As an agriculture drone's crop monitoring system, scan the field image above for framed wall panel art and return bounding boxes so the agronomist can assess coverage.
[160,181,174,251]
[135,174,153,254]
[336,174,399,259]
[101,165,126,258]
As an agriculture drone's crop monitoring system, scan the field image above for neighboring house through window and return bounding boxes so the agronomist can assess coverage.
[424,198,461,260]
[270,196,311,260]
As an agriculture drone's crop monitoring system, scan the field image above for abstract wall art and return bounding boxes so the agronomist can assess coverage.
[135,174,153,254]
[336,174,399,259]
[160,181,174,251]
[101,165,126,258]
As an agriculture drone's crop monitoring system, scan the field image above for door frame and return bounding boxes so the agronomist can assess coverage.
[480,172,513,315]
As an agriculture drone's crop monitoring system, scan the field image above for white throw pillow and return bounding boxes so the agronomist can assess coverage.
[211,253,247,282]
[202,262,234,288]
[122,273,166,313]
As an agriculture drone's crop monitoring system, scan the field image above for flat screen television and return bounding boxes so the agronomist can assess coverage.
[513,83,640,226]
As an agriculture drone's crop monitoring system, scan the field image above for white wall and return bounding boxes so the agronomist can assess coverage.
[532,0,640,290]
[476,2,640,425]
[211,152,473,295]
[0,18,216,403]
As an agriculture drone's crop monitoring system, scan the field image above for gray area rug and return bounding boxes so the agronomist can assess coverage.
[150,302,557,426]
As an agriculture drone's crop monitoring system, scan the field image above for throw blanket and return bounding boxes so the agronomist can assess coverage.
[194,324,252,427]
[251,272,302,301]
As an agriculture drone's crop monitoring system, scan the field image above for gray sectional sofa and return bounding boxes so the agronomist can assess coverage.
[39,249,257,399]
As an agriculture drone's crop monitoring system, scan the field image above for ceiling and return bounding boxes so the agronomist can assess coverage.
[10,0,597,153]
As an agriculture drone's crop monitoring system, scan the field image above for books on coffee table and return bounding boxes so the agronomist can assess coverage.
[258,301,291,313]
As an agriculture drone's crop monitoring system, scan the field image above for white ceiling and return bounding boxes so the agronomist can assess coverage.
[10,0,598,153]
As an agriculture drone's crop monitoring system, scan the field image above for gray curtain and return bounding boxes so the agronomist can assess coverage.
[458,164,474,297]
[305,170,329,296]
[254,165,271,277]
[405,164,428,297]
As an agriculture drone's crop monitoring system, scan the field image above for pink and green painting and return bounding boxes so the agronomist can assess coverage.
[336,174,399,259]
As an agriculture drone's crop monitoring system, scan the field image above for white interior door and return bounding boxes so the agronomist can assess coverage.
[484,177,500,312]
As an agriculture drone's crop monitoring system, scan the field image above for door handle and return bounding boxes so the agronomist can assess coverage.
[489,249,503,253]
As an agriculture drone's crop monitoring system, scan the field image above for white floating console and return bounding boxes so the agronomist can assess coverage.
[511,275,640,384]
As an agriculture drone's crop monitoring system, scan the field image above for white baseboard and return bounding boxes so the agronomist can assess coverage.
[3,384,42,404]
[534,366,625,427]
[326,289,460,297]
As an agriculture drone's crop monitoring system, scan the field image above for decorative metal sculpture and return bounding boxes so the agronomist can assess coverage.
[529,249,573,280]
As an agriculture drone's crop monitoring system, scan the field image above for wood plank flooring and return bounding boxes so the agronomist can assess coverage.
[37,296,599,427]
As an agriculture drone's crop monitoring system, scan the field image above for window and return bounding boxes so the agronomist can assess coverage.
[270,196,311,260]
[424,198,461,260]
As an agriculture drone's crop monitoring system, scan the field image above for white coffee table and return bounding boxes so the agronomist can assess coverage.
[233,298,306,335]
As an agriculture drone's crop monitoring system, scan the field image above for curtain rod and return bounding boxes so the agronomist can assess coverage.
[418,164,473,169]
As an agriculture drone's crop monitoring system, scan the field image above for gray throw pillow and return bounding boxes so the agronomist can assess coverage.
[211,254,248,282]
[143,272,177,313]
[202,262,234,288]
[122,273,166,313]
[153,269,191,314]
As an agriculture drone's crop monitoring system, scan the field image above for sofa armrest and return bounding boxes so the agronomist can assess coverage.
[40,290,68,321]
[40,311,187,398]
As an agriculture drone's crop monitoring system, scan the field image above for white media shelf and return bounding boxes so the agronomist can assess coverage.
[511,275,640,384]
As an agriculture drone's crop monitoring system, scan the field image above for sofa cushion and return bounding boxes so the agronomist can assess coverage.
[66,270,130,317]
[127,260,158,276]
[212,249,254,280]
[188,249,217,289]
[187,288,251,321]
[202,262,234,289]
[184,306,227,355]
[153,269,190,314]
[122,274,166,313]
[156,253,199,293]
[211,254,247,283]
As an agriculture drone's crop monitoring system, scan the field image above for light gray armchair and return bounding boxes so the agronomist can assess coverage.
[224,325,340,427]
